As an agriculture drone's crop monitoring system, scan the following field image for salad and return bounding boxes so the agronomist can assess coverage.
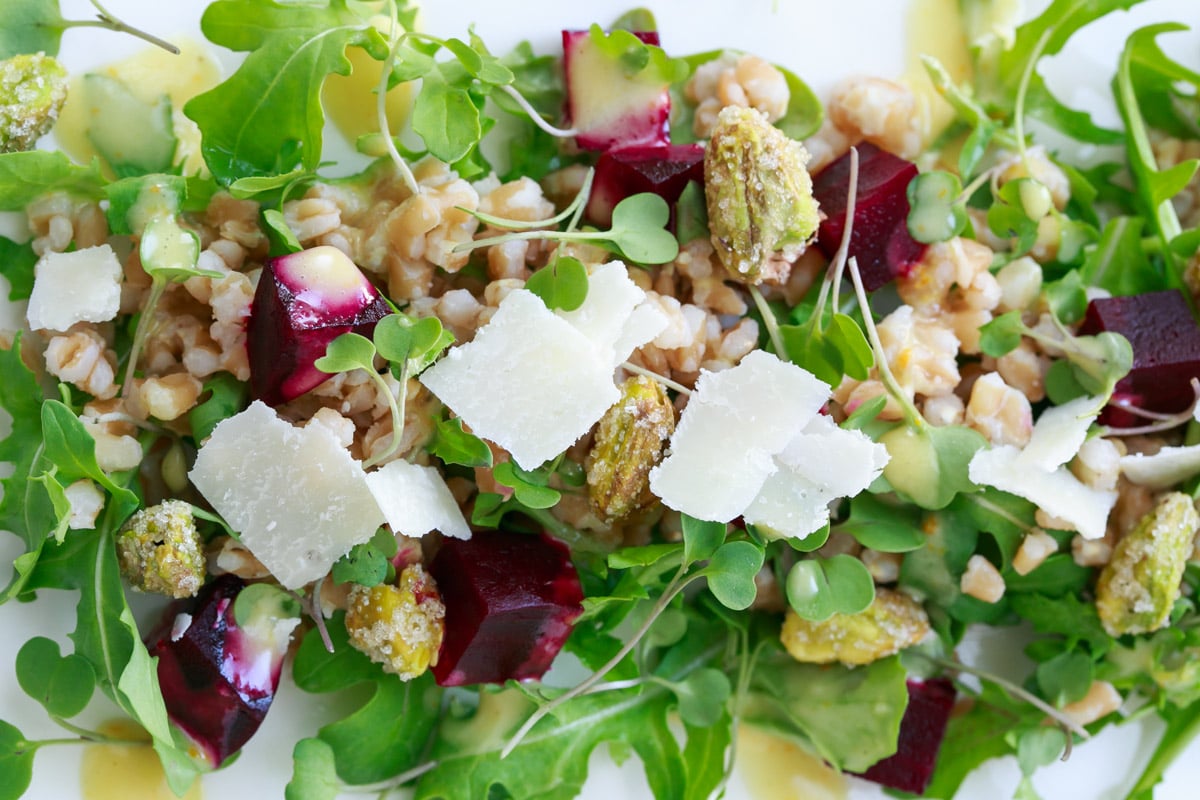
[3,0,1200,799]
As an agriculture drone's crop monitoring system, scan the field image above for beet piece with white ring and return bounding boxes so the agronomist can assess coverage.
[246,245,391,406]
[429,530,583,686]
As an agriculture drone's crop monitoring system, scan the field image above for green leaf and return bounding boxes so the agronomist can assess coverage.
[314,332,377,374]
[412,72,482,164]
[979,310,1025,358]
[262,208,304,254]
[104,174,188,235]
[841,395,888,431]
[881,424,986,510]
[429,416,492,468]
[743,653,908,772]
[0,151,106,211]
[828,313,873,380]
[40,401,138,516]
[0,236,37,301]
[785,554,875,622]
[838,494,925,553]
[1035,650,1093,707]
[286,738,341,800]
[611,8,658,32]
[331,538,390,587]
[923,690,1020,799]
[185,0,386,184]
[232,582,301,627]
[0,720,35,800]
[1009,592,1111,655]
[0,0,66,57]
[15,636,96,718]
[663,668,731,728]
[681,514,725,565]
[492,461,560,509]
[702,540,764,610]
[606,193,680,264]
[1080,216,1164,295]
[525,255,589,312]
[139,215,210,282]
[1042,269,1087,324]
[907,170,967,244]
[1014,726,1066,777]
[188,373,248,442]
[681,714,731,800]
[608,543,683,570]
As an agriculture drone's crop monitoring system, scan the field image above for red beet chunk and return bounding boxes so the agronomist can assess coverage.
[146,576,295,767]
[1078,290,1200,425]
[562,29,671,151]
[429,530,583,686]
[855,677,956,794]
[811,142,927,291]
[246,245,390,406]
[586,143,705,226]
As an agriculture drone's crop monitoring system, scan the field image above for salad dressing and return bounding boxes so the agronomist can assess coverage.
[80,720,203,800]
[53,38,220,177]
[735,726,847,800]
[902,0,971,146]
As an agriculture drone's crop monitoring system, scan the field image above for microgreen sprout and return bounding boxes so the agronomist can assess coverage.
[64,0,179,55]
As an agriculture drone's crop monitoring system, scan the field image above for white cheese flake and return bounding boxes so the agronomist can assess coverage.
[189,401,384,589]
[26,244,123,332]
[1120,445,1200,489]
[556,261,666,365]
[365,460,471,540]
[1016,395,1100,471]
[420,289,618,470]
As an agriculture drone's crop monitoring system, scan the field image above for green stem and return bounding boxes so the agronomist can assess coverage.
[467,168,594,232]
[121,277,167,398]
[363,363,408,468]
[499,566,698,758]
[1129,703,1200,797]
[377,1,420,196]
[620,361,692,396]
[748,285,788,361]
[66,1,179,54]
[1012,22,1057,166]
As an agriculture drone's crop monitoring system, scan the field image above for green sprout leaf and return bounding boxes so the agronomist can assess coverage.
[139,215,214,283]
[838,494,925,553]
[285,737,341,800]
[526,255,589,311]
[430,416,492,468]
[262,208,303,254]
[15,636,96,719]
[492,461,561,509]
[0,720,35,800]
[232,582,301,627]
[1035,650,1093,707]
[606,193,680,264]
[413,71,482,164]
[681,514,726,565]
[987,179,1040,256]
[314,332,377,374]
[979,310,1025,358]
[659,668,731,728]
[785,554,875,622]
[702,540,764,610]
[881,424,986,510]
[907,170,968,244]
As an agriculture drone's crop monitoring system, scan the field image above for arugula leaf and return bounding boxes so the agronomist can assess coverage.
[286,738,341,800]
[0,151,106,210]
[412,69,483,164]
[923,689,1019,799]
[188,373,249,442]
[0,236,37,301]
[292,616,442,784]
[429,416,492,468]
[40,401,138,519]
[0,0,66,58]
[1010,592,1111,655]
[1080,216,1164,295]
[742,652,908,772]
[186,0,387,184]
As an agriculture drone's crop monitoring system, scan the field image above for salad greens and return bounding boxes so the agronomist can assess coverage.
[3,0,1200,799]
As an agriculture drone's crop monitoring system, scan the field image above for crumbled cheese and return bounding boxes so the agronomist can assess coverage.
[556,261,666,365]
[26,245,122,332]
[189,401,384,589]
[744,415,889,539]
[1120,444,1200,489]
[420,289,619,470]
[650,351,854,526]
[365,460,471,540]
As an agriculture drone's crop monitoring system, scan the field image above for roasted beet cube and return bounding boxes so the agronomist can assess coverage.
[811,142,927,291]
[855,677,956,794]
[562,29,671,151]
[429,530,583,686]
[1079,289,1200,425]
[246,245,390,406]
[146,575,298,767]
[586,143,705,226]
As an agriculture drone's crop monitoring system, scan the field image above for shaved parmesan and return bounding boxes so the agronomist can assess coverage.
[420,290,618,470]
[27,245,123,332]
[556,261,666,365]
[970,444,1116,540]
[650,351,836,523]
[365,460,471,539]
[1121,445,1200,489]
[1017,395,1100,470]
[189,401,384,588]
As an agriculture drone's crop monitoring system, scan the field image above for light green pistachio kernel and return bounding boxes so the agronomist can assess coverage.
[1096,492,1199,636]
[704,105,819,285]
[0,54,69,153]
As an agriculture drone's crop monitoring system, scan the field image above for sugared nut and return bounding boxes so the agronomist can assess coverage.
[960,554,1005,603]
[780,587,930,666]
[1072,534,1113,568]
[586,375,675,520]
[1012,529,1058,576]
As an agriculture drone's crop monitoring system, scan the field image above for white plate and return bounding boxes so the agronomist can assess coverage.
[2,1,1199,799]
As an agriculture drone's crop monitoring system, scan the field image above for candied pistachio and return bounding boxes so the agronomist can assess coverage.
[704,105,819,284]
[1096,491,1199,636]
[586,374,675,519]
[780,587,930,666]
[345,563,446,680]
[0,54,68,153]
[116,499,206,599]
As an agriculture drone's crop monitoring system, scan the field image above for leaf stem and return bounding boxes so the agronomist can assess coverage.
[462,168,593,232]
[827,146,861,314]
[66,1,180,54]
[121,278,167,398]
[378,0,420,196]
[497,85,579,138]
[620,361,692,396]
[499,566,697,758]
[748,285,788,361]
[363,363,408,469]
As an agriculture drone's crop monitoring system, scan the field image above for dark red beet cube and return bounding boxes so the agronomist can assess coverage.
[586,143,705,227]
[1078,290,1200,425]
[811,142,927,291]
[855,677,956,794]
[247,245,390,406]
[146,576,294,767]
[430,531,583,686]
[562,29,671,151]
